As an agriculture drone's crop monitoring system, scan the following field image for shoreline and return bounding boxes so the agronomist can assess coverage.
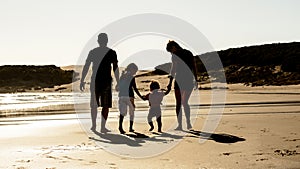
[0,83,300,168]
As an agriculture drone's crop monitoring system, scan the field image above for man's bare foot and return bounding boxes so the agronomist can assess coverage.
[101,128,111,133]
[174,126,183,131]
[90,126,96,132]
[187,123,193,130]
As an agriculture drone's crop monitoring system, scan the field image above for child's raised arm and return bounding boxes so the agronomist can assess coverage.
[132,77,144,100]
[164,86,171,96]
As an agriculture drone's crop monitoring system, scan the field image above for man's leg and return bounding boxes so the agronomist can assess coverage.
[91,107,97,131]
[90,86,98,131]
[101,107,110,133]
[100,84,112,133]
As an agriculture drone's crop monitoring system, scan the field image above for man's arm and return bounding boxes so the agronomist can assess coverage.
[113,61,119,88]
[80,57,91,91]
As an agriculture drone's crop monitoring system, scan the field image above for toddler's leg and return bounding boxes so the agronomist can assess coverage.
[157,116,162,132]
[147,112,154,131]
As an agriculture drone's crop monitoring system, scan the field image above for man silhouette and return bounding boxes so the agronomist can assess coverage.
[80,33,119,133]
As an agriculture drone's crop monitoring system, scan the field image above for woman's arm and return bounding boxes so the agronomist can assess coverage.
[167,55,177,89]
[192,55,198,89]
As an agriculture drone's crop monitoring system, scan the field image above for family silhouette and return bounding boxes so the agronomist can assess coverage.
[80,33,197,134]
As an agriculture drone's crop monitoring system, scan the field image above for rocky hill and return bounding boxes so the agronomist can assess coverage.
[0,65,75,93]
[151,42,300,86]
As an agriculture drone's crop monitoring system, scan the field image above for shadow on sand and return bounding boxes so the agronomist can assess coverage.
[89,130,183,147]
[186,130,246,143]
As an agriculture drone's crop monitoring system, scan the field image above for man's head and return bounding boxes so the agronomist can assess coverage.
[98,33,108,46]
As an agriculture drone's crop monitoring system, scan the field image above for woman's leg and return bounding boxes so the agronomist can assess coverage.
[181,90,193,129]
[175,88,182,130]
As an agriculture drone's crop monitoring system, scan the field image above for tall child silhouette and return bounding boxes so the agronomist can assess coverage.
[117,63,143,134]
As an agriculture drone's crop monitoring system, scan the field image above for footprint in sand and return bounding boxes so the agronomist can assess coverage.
[15,167,26,169]
[221,151,241,156]
[107,163,117,169]
[256,158,268,161]
[16,159,31,163]
[253,153,264,156]
[274,149,299,156]
[285,138,300,142]
[89,161,97,164]
[46,155,60,160]
[260,128,270,133]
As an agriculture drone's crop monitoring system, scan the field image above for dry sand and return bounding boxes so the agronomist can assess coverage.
[0,81,300,168]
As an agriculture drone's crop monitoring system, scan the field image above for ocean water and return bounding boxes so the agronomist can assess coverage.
[0,92,151,117]
[0,92,88,117]
[0,93,73,110]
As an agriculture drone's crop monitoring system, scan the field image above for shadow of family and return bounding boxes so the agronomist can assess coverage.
[89,129,245,147]
[89,130,183,147]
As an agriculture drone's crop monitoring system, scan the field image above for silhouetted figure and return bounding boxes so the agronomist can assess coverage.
[80,33,119,133]
[143,80,171,133]
[118,63,143,134]
[166,41,197,130]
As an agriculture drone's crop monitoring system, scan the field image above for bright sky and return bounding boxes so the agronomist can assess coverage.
[0,0,299,66]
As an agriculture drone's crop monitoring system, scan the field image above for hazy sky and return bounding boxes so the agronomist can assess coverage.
[0,0,299,66]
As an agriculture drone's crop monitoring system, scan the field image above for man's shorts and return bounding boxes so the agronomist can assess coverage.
[90,82,112,108]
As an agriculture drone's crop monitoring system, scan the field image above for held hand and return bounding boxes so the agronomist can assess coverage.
[167,83,172,91]
[167,75,173,90]
[141,95,146,101]
[80,81,85,91]
[193,80,198,90]
[115,84,119,91]
[141,95,147,101]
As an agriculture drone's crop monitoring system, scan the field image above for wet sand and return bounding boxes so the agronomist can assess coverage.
[0,84,300,168]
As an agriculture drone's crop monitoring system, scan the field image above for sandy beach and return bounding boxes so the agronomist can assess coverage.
[0,83,300,169]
